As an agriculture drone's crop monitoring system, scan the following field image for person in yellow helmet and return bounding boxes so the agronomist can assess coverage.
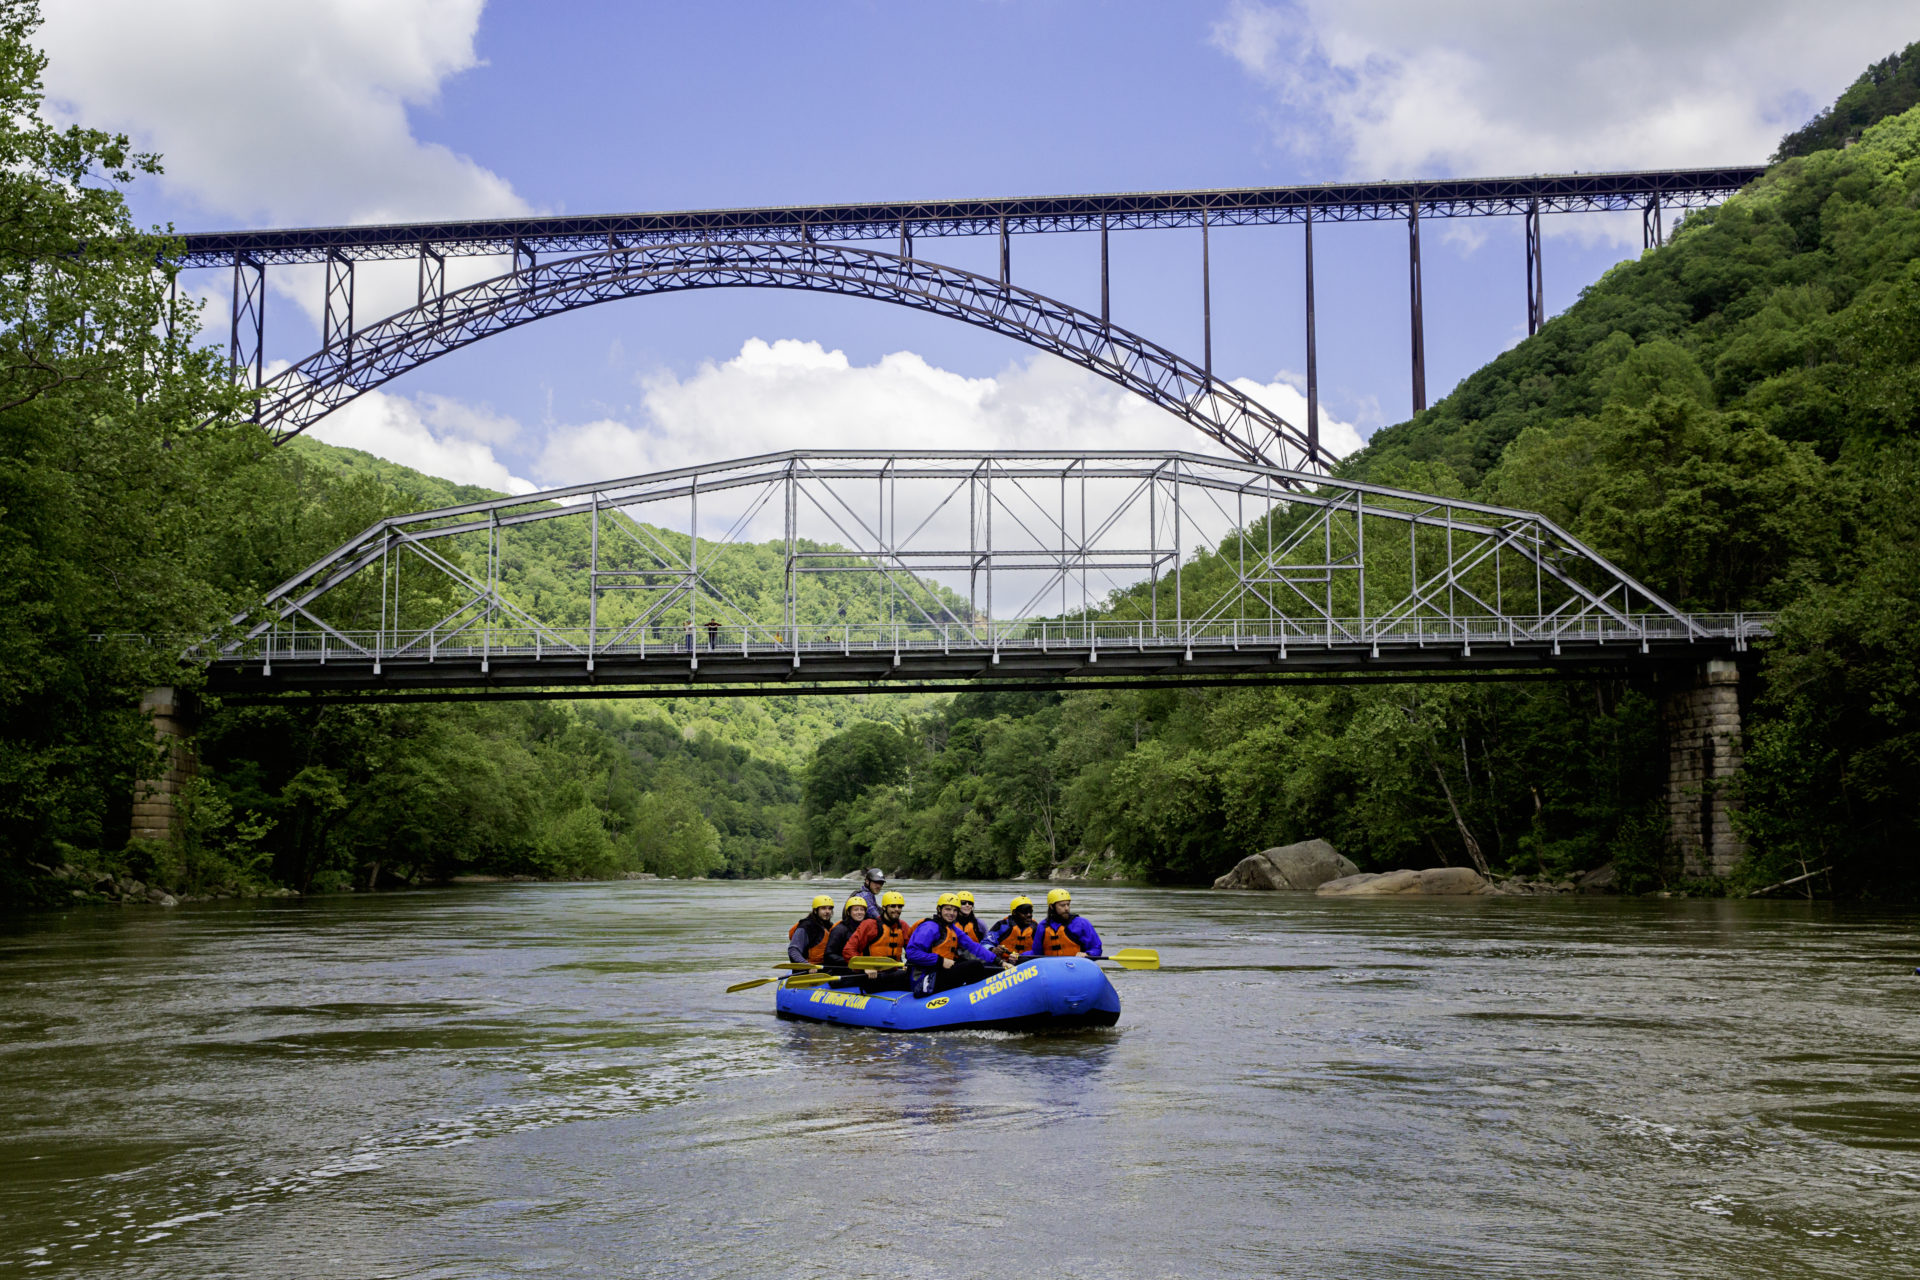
[952,890,985,943]
[822,894,868,969]
[905,892,1000,996]
[1020,887,1103,959]
[787,894,837,965]
[841,889,911,990]
[986,895,1036,957]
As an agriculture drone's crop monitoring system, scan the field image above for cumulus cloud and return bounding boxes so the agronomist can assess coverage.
[1212,0,1920,181]
[37,0,530,329]
[306,387,537,495]
[533,338,1362,486]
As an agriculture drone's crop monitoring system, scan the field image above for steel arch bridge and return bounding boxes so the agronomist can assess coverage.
[252,240,1324,472]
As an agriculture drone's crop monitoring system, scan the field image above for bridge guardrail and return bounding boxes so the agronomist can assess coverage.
[215,612,1775,669]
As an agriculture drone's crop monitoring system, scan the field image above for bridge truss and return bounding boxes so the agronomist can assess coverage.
[182,166,1766,459]
[206,451,1767,699]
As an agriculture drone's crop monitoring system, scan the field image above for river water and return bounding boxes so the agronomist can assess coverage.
[0,882,1915,1278]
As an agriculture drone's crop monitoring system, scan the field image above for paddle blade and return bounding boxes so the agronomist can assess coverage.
[1110,948,1160,970]
[848,956,904,970]
[784,973,840,988]
[772,962,817,972]
[726,976,778,993]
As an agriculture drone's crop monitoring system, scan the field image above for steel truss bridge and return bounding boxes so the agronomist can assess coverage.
[206,451,1768,702]
[178,166,1763,466]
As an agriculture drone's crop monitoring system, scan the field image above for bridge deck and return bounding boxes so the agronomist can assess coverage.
[206,617,1767,696]
[175,167,1764,268]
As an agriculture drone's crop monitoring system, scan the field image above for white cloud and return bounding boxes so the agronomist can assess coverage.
[1213,1,1919,181]
[37,1,531,333]
[38,0,525,228]
[533,338,1361,486]
[306,387,536,496]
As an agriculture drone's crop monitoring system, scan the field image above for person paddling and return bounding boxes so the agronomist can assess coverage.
[823,896,867,970]
[906,893,1001,997]
[986,895,1036,960]
[953,890,985,943]
[1021,888,1103,960]
[841,890,911,990]
[788,895,836,966]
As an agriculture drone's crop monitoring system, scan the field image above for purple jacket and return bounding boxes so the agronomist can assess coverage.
[905,918,998,969]
[1021,914,1103,959]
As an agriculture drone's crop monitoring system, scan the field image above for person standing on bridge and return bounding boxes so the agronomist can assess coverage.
[788,895,836,966]
[706,618,721,649]
[986,896,1036,960]
[1022,889,1103,960]
[906,893,1001,997]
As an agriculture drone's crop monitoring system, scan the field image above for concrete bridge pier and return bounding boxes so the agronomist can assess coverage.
[131,687,196,842]
[1662,658,1745,877]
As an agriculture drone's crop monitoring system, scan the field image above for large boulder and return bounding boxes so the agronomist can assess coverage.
[1212,839,1358,891]
[1316,867,1492,896]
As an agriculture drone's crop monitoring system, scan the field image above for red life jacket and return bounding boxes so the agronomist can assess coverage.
[994,917,1035,954]
[857,915,907,959]
[789,915,830,964]
[1040,916,1083,957]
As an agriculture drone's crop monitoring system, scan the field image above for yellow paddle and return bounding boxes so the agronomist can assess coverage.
[1007,948,1160,971]
[848,956,904,970]
[725,970,837,994]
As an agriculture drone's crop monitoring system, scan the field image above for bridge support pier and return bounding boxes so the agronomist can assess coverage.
[130,687,196,843]
[1661,659,1745,878]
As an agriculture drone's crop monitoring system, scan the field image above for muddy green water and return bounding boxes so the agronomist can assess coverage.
[0,883,1916,1278]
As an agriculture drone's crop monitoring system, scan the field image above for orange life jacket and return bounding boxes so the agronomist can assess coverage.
[956,916,983,943]
[789,916,830,964]
[994,917,1035,954]
[914,917,969,961]
[1040,917,1083,956]
[859,915,907,959]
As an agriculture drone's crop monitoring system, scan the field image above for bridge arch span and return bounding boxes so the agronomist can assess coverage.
[253,241,1326,471]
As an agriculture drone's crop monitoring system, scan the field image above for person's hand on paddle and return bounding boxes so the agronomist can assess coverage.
[941,956,955,969]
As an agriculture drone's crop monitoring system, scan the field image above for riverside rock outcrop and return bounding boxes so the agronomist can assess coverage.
[1315,867,1492,896]
[1212,839,1358,891]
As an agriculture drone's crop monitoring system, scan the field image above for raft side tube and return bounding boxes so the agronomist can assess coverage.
[773,957,1119,1032]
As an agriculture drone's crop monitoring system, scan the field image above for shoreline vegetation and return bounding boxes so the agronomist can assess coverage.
[5,6,1920,909]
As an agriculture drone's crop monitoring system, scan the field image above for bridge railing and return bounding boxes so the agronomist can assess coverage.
[226,612,1773,669]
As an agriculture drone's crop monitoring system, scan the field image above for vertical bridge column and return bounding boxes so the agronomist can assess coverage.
[131,687,195,843]
[1663,658,1745,877]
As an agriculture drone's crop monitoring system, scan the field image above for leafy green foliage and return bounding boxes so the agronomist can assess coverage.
[1775,40,1920,160]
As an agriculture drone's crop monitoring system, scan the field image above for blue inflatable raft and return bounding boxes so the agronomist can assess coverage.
[774,958,1120,1032]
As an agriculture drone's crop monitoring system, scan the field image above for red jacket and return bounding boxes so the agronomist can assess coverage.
[842,914,907,959]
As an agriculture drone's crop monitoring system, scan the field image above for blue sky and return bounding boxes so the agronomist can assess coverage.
[37,1,1920,492]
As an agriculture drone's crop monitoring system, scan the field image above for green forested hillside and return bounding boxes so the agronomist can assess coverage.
[800,87,1920,897]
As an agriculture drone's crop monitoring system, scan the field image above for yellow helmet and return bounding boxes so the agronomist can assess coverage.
[845,895,867,912]
[935,892,959,909]
[955,890,975,905]
[879,891,905,908]
[1009,896,1034,911]
[1046,888,1073,906]
[811,894,834,909]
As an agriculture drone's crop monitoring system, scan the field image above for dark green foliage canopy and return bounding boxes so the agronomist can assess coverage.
[1775,40,1920,160]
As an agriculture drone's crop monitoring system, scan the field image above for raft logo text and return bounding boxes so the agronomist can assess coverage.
[967,964,1039,1005]
[808,990,871,1009]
